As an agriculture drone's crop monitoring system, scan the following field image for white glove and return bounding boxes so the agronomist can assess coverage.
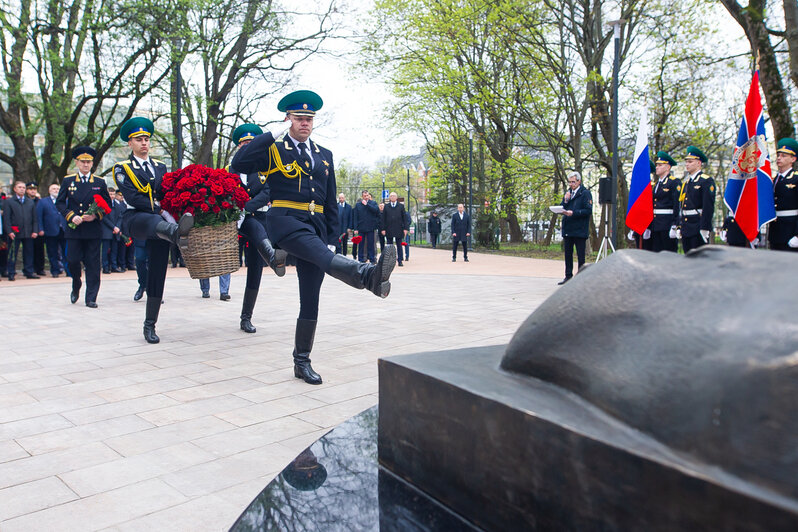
[669,227,677,239]
[236,211,246,229]
[751,237,759,246]
[676,228,682,239]
[642,229,651,240]
[327,244,336,253]
[788,236,798,248]
[720,231,727,242]
[160,210,176,224]
[700,229,710,243]
[627,230,634,240]
[269,120,292,138]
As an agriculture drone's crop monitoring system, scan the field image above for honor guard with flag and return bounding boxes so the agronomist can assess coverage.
[769,138,798,250]
[625,109,653,250]
[229,123,289,333]
[232,90,397,385]
[56,146,112,307]
[651,151,681,252]
[113,117,193,344]
[678,146,715,253]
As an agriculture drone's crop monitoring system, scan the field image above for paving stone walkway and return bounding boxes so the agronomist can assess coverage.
[0,247,563,531]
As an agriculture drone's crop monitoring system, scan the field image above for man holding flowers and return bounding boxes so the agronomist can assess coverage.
[56,146,113,308]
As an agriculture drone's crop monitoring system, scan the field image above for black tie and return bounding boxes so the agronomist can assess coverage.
[143,161,154,179]
[298,142,311,170]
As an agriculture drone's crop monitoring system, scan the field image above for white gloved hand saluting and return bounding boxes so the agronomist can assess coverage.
[669,226,678,239]
[269,120,292,138]
[642,229,651,240]
[627,230,634,240]
[700,229,710,243]
[788,236,798,248]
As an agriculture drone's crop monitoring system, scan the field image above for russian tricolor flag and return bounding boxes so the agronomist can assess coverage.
[625,108,653,235]
[724,71,776,242]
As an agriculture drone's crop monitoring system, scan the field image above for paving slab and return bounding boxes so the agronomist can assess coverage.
[0,246,562,530]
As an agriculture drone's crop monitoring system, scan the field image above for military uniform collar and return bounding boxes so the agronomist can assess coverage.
[132,154,151,167]
[688,170,702,181]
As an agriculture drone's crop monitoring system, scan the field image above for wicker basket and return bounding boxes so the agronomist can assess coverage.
[183,221,240,279]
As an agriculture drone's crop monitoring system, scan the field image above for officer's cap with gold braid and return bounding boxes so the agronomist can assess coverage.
[232,124,263,145]
[685,145,707,163]
[656,150,677,167]
[119,117,154,141]
[649,160,656,174]
[277,90,323,117]
[71,146,96,161]
[776,138,798,157]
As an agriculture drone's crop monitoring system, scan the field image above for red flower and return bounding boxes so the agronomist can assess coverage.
[199,203,210,212]
[352,235,363,244]
[93,195,112,215]
[221,201,231,209]
[11,225,19,233]
[212,205,221,214]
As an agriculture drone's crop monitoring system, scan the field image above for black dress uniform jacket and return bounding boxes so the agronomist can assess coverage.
[651,177,681,231]
[678,172,715,238]
[55,174,111,239]
[561,186,593,239]
[113,155,168,220]
[770,168,798,245]
[232,132,339,246]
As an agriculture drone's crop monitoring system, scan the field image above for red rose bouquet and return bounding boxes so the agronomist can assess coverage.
[120,234,133,247]
[160,164,248,227]
[68,194,112,229]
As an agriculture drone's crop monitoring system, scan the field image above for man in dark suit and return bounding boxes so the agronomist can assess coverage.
[26,183,46,275]
[3,180,40,280]
[56,147,112,307]
[381,192,409,266]
[451,203,471,262]
[110,189,129,271]
[428,211,441,248]
[100,186,122,273]
[336,193,352,255]
[558,171,592,285]
[352,189,379,263]
[113,117,194,342]
[232,90,396,385]
[769,137,798,251]
[37,182,66,276]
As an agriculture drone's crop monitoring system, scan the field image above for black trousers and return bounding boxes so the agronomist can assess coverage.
[8,237,35,277]
[276,227,334,321]
[378,231,385,254]
[45,234,65,274]
[134,243,148,289]
[681,234,705,254]
[386,235,403,263]
[66,238,101,303]
[563,236,586,278]
[452,240,467,259]
[337,233,349,256]
[430,233,439,248]
[33,235,45,273]
[357,230,376,263]
[650,230,677,252]
[239,214,268,291]
[125,211,170,303]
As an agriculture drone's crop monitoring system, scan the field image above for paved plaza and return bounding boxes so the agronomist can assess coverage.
[0,247,562,531]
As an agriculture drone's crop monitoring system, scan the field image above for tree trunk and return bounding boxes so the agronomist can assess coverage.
[784,0,798,91]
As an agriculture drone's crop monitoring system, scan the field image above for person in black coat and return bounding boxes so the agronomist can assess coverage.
[451,203,471,262]
[352,189,379,263]
[428,211,441,248]
[403,208,412,261]
[336,193,352,255]
[56,147,112,307]
[651,151,681,252]
[2,180,40,279]
[677,146,715,253]
[232,90,396,385]
[37,183,67,277]
[26,184,46,275]
[100,186,121,273]
[769,137,798,251]
[110,190,130,271]
[381,192,409,266]
[113,117,194,343]
[558,171,593,285]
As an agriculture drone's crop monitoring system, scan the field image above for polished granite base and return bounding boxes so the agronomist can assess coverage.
[229,406,479,531]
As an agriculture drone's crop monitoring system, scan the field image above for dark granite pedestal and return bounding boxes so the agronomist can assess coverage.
[230,406,479,531]
[378,346,798,531]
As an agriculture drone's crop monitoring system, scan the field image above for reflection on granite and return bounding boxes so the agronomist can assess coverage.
[230,406,479,531]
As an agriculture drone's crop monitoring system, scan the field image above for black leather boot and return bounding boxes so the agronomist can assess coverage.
[143,296,161,344]
[293,319,322,385]
[255,238,288,277]
[154,213,194,246]
[326,245,396,298]
[240,288,258,333]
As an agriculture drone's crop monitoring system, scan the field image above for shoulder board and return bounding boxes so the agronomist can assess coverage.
[64,173,76,179]
[114,161,130,167]
[151,158,164,165]
[276,133,287,142]
[313,141,326,152]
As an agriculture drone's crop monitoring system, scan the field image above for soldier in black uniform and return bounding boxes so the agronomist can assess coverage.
[678,146,715,253]
[113,117,193,343]
[56,147,112,307]
[232,90,396,385]
[229,123,289,333]
[769,137,798,251]
[651,151,681,252]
